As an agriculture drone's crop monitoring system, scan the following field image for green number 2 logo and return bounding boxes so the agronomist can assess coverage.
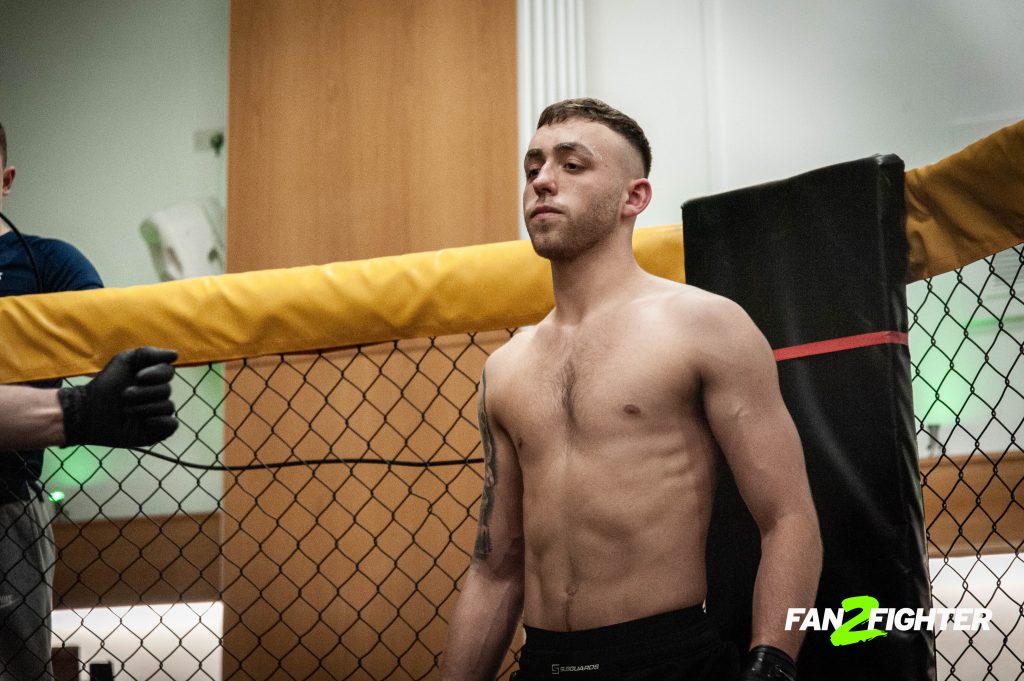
[831,595,888,646]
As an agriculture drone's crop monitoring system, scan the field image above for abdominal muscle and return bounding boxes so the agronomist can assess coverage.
[519,433,717,632]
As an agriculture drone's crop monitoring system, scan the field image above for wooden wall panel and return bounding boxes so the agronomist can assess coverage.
[220,333,509,679]
[226,3,516,674]
[921,450,1024,558]
[227,0,519,272]
[53,513,222,609]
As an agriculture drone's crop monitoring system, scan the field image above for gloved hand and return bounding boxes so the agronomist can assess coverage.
[738,645,797,681]
[58,347,179,447]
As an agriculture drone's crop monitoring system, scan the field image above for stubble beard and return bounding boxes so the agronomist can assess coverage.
[527,192,621,262]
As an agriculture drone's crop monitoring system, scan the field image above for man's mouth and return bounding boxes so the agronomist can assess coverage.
[530,206,562,219]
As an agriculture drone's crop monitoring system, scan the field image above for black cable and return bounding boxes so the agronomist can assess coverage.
[0,208,484,473]
[127,446,483,472]
[0,210,44,293]
[0,210,483,471]
[0,211,481,473]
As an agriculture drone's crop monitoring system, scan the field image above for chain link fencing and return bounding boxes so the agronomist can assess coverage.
[39,330,516,680]
[2,247,1019,680]
[911,244,1024,681]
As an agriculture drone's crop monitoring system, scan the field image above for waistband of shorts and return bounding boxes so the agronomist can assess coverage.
[522,605,711,653]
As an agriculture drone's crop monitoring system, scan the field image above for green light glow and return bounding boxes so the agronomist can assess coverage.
[41,445,109,489]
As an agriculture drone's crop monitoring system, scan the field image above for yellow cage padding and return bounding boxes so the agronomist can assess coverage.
[905,119,1024,282]
[4,118,1022,384]
[0,226,684,383]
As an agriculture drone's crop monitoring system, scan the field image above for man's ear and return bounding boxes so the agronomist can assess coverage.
[1,166,15,196]
[622,177,652,219]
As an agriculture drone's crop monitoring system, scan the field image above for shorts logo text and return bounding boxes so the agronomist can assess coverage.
[551,663,600,674]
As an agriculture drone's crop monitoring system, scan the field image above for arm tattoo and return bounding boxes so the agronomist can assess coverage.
[474,371,497,560]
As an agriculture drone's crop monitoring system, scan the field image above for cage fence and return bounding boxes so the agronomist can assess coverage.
[37,330,514,681]
[910,244,1024,681]
[1,248,1020,680]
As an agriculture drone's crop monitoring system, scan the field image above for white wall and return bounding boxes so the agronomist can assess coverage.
[52,601,222,681]
[704,0,1024,187]
[0,0,228,288]
[584,0,712,228]
[582,0,1024,217]
[931,554,1024,681]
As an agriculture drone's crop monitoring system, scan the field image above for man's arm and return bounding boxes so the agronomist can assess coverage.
[0,384,65,448]
[441,365,525,681]
[0,347,179,450]
[698,298,823,664]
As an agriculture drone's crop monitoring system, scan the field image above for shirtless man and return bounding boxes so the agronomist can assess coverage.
[441,99,822,681]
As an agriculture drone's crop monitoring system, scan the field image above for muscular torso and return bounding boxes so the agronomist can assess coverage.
[488,281,720,631]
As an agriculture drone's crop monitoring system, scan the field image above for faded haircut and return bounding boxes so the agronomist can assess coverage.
[0,121,6,167]
[536,98,652,178]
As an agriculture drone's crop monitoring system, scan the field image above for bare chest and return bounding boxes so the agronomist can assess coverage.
[498,331,698,445]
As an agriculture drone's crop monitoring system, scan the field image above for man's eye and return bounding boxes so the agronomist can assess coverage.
[526,168,540,179]
[565,162,581,171]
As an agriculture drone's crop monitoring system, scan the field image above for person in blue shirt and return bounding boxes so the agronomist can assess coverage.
[0,120,177,681]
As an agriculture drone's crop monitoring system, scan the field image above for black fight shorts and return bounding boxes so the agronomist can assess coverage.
[511,606,739,681]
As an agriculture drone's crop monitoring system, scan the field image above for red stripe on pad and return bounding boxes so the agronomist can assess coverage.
[773,330,909,362]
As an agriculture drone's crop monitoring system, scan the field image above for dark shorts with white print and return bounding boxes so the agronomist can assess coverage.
[511,606,739,681]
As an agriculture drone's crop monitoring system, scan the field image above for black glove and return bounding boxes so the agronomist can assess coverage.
[738,645,797,681]
[58,347,179,447]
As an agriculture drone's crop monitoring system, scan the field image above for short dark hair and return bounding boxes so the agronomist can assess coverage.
[536,98,652,178]
[0,121,6,167]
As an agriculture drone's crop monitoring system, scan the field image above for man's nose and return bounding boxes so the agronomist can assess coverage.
[531,164,557,195]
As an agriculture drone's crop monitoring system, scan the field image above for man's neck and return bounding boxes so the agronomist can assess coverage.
[549,231,646,324]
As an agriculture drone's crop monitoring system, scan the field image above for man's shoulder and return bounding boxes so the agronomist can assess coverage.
[483,326,534,377]
[26,234,91,261]
[630,280,771,367]
[639,278,748,326]
[26,235,103,291]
